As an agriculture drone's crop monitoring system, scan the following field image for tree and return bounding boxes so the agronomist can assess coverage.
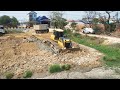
[83,11,119,34]
[10,17,19,27]
[99,11,115,33]
[0,15,11,27]
[49,11,68,29]
[71,22,77,30]
[83,11,97,22]
[92,18,99,24]
[105,11,114,24]
[0,15,19,28]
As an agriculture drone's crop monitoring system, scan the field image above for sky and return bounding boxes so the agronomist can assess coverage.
[0,11,119,22]
[0,11,85,22]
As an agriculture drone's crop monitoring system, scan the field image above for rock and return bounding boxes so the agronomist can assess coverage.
[16,44,19,46]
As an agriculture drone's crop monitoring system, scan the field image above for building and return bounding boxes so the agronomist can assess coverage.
[36,16,50,27]
[27,11,50,27]
[28,11,37,21]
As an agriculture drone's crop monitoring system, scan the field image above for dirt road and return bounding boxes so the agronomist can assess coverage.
[80,32,120,45]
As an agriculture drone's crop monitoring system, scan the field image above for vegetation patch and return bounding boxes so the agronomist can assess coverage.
[49,64,71,73]
[23,70,33,78]
[49,64,62,73]
[5,29,23,34]
[5,72,14,79]
[64,29,120,67]
[61,64,71,70]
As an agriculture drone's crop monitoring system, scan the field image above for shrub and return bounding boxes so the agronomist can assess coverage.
[109,23,116,32]
[23,70,33,78]
[5,72,14,79]
[5,29,23,34]
[61,64,71,70]
[93,26,103,35]
[61,65,66,70]
[64,64,71,70]
[49,64,62,73]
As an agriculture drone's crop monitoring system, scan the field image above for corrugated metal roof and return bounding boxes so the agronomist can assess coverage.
[36,16,50,22]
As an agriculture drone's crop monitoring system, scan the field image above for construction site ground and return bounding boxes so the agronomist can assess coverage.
[0,32,120,79]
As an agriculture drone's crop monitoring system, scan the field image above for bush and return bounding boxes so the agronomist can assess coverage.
[61,65,66,70]
[109,23,116,32]
[5,29,23,34]
[93,26,103,35]
[5,72,14,79]
[23,70,33,78]
[61,64,71,70]
[73,33,81,38]
[49,64,71,73]
[65,64,71,70]
[49,64,62,73]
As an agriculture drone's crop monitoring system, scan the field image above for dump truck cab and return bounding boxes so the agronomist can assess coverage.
[0,25,5,35]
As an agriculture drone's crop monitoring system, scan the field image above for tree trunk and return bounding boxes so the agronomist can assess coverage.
[106,11,111,33]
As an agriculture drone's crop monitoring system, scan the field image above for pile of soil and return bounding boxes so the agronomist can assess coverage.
[0,33,103,79]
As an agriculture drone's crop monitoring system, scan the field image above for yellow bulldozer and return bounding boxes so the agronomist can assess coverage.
[50,29,72,49]
[49,29,80,53]
[33,29,80,54]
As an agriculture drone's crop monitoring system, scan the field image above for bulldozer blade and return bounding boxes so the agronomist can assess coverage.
[59,47,81,53]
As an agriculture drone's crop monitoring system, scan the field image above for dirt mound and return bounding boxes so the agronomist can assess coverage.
[0,33,103,79]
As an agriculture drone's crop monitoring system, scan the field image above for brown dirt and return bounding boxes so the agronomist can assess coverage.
[0,33,103,79]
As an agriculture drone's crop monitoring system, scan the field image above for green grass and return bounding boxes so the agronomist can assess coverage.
[23,70,33,78]
[64,30,120,67]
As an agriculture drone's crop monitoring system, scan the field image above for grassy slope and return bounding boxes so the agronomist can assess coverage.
[64,30,120,67]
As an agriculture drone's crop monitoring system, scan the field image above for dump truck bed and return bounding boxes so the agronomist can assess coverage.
[33,24,48,30]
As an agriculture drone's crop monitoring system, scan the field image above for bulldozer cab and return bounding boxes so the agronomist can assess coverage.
[53,29,64,40]
[59,37,72,48]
